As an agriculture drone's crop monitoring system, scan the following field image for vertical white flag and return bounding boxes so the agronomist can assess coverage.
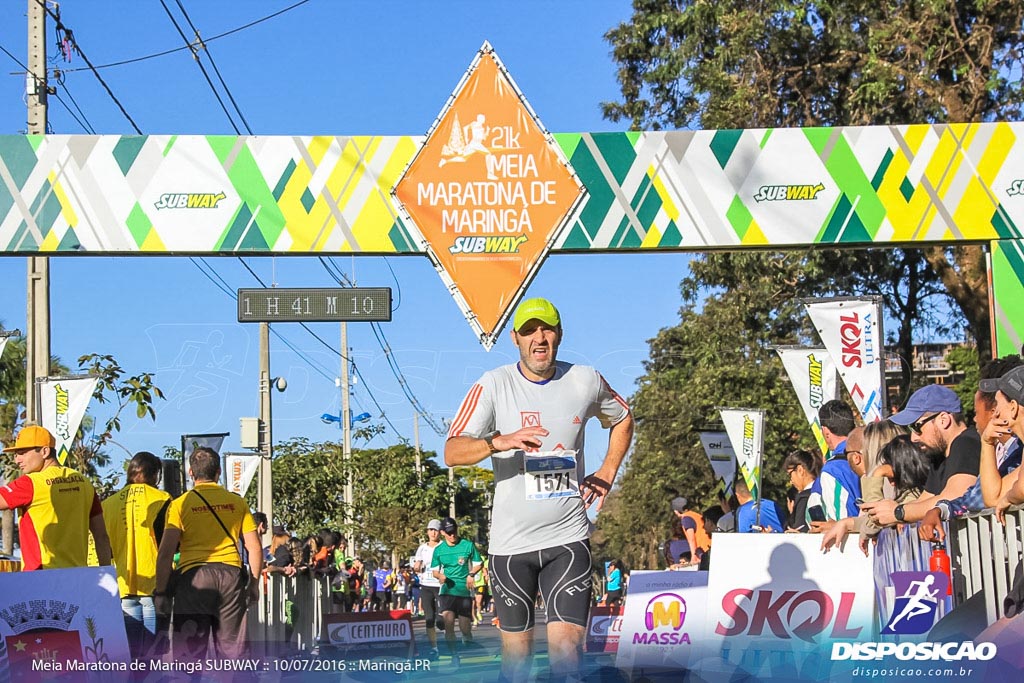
[804,297,885,422]
[224,452,261,496]
[0,336,9,362]
[698,431,737,496]
[718,408,765,500]
[775,346,839,457]
[38,375,97,466]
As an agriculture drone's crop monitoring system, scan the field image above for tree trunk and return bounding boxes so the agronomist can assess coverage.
[922,245,991,360]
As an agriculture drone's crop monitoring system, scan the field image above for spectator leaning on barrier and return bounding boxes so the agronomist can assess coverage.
[783,449,820,532]
[980,366,1024,522]
[862,385,980,526]
[809,404,863,521]
[154,446,263,660]
[919,356,1024,542]
[0,425,112,571]
[101,450,172,657]
[668,496,710,563]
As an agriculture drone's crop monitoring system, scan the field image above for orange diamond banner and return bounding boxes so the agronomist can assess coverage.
[392,43,584,349]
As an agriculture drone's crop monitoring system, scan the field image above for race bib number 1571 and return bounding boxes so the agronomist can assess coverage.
[524,450,578,501]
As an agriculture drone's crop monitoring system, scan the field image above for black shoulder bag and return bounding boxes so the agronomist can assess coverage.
[190,488,252,591]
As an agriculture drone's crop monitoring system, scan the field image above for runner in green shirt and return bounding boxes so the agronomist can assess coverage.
[430,517,482,667]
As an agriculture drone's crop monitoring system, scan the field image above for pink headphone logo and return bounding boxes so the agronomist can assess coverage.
[645,593,686,631]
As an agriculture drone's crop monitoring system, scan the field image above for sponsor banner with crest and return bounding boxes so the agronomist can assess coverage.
[718,409,764,499]
[698,432,737,496]
[36,375,97,467]
[775,346,839,457]
[703,533,874,682]
[804,297,885,423]
[615,570,709,677]
[0,566,129,680]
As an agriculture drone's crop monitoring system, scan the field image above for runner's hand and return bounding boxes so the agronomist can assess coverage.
[580,474,612,511]
[494,427,548,452]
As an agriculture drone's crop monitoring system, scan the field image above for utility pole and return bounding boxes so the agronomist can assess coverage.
[5,0,50,557]
[341,322,354,552]
[413,411,422,484]
[258,323,273,548]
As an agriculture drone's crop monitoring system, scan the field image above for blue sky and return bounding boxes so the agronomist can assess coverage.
[0,1,692,472]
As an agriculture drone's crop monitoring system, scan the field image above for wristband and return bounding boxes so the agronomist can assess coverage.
[935,500,951,522]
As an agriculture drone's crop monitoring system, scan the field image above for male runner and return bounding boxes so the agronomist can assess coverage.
[446,297,634,682]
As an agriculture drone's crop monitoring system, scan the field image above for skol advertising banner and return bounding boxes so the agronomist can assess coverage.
[776,346,840,457]
[615,570,710,677]
[703,534,875,682]
[0,566,130,680]
[224,453,260,497]
[719,409,764,499]
[698,431,737,496]
[37,375,97,466]
[804,297,885,422]
[392,42,585,349]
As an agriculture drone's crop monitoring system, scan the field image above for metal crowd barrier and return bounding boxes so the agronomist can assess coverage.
[246,573,332,655]
[949,506,1024,624]
[873,520,948,629]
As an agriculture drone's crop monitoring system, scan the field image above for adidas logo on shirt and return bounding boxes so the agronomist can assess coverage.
[572,416,581,424]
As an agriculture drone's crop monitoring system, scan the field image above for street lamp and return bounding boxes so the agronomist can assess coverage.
[320,411,371,427]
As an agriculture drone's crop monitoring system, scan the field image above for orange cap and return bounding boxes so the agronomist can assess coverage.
[2,425,56,453]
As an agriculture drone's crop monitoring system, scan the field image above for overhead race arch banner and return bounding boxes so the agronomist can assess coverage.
[775,346,839,457]
[804,298,885,422]
[2,41,1024,347]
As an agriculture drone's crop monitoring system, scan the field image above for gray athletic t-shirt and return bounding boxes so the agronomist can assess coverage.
[448,361,630,555]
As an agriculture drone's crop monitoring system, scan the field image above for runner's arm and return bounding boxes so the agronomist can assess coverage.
[445,427,549,466]
[581,412,634,510]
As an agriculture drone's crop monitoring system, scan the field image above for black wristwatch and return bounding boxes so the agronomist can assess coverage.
[484,431,500,454]
[894,504,906,523]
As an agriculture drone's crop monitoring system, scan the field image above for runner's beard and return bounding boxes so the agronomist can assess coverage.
[520,344,557,377]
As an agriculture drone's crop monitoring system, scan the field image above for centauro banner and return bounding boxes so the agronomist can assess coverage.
[37,375,97,466]
[224,453,260,497]
[775,346,839,457]
[392,42,584,349]
[698,431,737,496]
[718,409,764,500]
[804,298,885,422]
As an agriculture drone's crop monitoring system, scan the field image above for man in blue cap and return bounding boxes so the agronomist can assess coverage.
[862,384,980,526]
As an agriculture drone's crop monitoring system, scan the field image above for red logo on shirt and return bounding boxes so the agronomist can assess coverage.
[572,416,582,424]
[521,412,541,428]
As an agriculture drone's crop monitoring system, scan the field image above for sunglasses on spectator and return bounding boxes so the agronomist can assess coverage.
[910,412,941,435]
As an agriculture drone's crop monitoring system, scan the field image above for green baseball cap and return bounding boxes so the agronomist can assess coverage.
[512,297,560,331]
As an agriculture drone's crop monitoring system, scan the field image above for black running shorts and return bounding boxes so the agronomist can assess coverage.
[488,540,592,632]
[438,594,474,619]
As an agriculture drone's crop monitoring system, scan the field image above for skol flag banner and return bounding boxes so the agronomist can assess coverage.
[224,453,260,496]
[182,433,227,490]
[392,42,585,349]
[698,432,737,496]
[0,566,130,679]
[718,409,764,500]
[775,346,840,457]
[37,376,97,466]
[804,298,885,422]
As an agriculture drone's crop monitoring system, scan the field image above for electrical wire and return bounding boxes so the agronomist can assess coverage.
[35,1,142,133]
[52,92,94,133]
[173,0,255,135]
[53,73,96,133]
[158,0,241,134]
[59,0,313,74]
[318,257,445,436]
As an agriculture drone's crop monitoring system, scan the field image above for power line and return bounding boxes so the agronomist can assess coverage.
[174,0,255,135]
[318,257,445,436]
[35,1,142,133]
[53,72,96,133]
[59,0,314,74]
[52,92,93,133]
[158,0,241,134]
